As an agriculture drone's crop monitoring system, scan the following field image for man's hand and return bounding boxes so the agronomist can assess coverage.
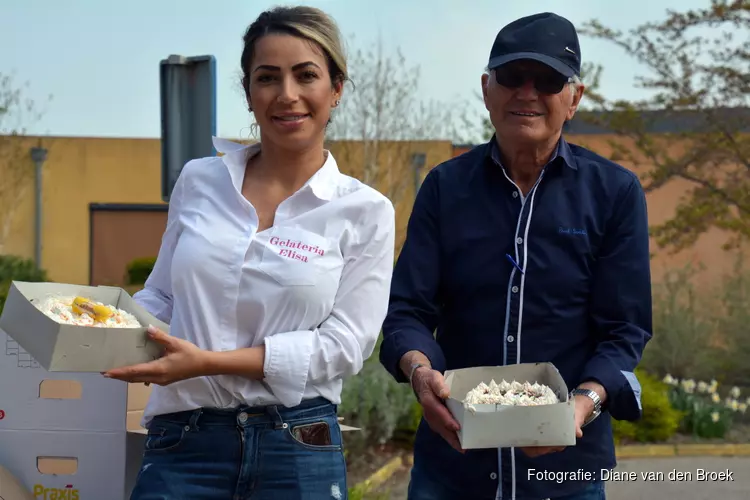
[520,384,604,458]
[412,366,465,454]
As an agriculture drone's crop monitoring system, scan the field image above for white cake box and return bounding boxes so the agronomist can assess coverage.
[444,363,577,449]
[0,281,166,372]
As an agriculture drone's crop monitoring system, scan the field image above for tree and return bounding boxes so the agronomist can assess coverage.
[327,38,480,252]
[0,73,50,255]
[577,0,750,253]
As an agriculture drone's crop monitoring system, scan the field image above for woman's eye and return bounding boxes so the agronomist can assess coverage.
[256,74,274,83]
[300,71,318,81]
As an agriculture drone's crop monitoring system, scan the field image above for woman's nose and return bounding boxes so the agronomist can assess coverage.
[277,77,300,103]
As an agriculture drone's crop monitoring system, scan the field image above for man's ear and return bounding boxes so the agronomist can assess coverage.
[566,84,585,121]
[481,73,490,110]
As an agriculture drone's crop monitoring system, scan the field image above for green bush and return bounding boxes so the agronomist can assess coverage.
[639,264,720,382]
[339,335,416,451]
[392,400,423,445]
[612,369,682,443]
[348,485,388,500]
[663,377,739,439]
[713,255,750,387]
[684,400,732,439]
[0,281,10,315]
[0,255,48,283]
[126,257,157,285]
[642,256,750,388]
[0,255,48,314]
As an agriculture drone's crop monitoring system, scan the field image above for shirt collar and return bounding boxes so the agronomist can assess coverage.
[484,133,578,171]
[211,136,341,201]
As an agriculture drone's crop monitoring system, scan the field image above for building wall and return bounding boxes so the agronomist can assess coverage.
[1,133,745,289]
[2,136,165,285]
[1,135,454,286]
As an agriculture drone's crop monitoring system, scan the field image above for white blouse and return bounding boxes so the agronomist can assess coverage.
[135,137,396,424]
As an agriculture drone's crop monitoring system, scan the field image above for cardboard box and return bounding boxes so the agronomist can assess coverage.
[0,327,147,499]
[0,327,128,432]
[0,281,167,372]
[0,465,35,500]
[0,429,145,500]
[444,363,576,449]
[127,383,152,412]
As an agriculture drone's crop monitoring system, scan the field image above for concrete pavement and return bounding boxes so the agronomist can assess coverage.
[605,456,748,500]
[376,456,750,499]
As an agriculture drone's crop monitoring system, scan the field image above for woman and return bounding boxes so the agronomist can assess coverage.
[105,6,396,499]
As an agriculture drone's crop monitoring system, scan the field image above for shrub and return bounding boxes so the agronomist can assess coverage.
[348,485,388,500]
[392,400,423,444]
[0,281,10,315]
[643,256,750,388]
[640,264,720,382]
[0,255,48,283]
[0,255,48,314]
[713,255,750,387]
[126,257,157,285]
[612,369,682,443]
[685,401,732,439]
[663,376,742,439]
[339,335,416,452]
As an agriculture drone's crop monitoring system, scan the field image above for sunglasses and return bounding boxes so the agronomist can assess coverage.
[494,66,572,94]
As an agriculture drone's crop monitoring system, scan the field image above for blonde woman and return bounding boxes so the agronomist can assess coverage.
[105,6,395,499]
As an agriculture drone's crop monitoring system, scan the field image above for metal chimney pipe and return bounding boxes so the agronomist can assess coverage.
[30,146,48,269]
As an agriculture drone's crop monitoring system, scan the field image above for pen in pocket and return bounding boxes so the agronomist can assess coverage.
[505,253,524,274]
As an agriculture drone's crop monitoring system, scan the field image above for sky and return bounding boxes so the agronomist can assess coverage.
[2,0,711,140]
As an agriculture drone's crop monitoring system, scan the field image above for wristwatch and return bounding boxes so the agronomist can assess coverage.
[570,388,602,427]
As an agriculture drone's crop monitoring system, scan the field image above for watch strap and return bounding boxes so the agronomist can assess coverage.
[571,388,602,427]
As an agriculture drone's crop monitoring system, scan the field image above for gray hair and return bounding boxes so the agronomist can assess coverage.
[569,74,583,93]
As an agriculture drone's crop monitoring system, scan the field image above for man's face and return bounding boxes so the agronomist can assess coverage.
[482,60,583,146]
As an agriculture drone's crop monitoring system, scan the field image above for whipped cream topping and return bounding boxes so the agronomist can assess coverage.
[34,295,142,328]
[463,379,559,411]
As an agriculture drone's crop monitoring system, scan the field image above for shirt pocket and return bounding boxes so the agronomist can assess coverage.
[258,226,330,286]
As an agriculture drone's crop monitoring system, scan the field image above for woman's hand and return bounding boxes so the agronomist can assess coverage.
[103,325,208,385]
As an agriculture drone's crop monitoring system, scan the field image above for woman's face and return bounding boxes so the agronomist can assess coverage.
[247,33,342,151]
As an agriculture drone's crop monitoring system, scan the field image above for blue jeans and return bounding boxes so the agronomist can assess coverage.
[407,461,605,500]
[129,397,347,500]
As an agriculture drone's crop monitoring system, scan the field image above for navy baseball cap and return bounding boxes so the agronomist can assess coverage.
[487,12,581,78]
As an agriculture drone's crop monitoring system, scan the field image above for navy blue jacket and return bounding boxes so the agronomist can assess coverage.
[379,136,652,499]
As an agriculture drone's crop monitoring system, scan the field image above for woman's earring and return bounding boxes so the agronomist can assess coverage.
[334,99,341,107]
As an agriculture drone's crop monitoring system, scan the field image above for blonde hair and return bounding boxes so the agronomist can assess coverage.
[240,6,348,99]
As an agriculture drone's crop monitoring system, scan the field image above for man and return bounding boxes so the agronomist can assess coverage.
[379,12,652,500]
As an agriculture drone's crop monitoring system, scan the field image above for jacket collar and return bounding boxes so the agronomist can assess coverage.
[483,133,578,170]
